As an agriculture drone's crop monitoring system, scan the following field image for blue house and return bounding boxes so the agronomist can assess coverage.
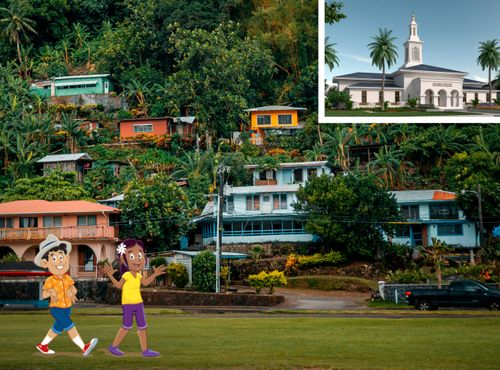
[194,161,332,246]
[390,190,477,249]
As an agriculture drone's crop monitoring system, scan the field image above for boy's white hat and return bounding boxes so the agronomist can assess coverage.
[34,234,72,267]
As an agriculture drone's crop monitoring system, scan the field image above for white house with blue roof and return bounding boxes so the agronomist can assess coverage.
[333,15,498,109]
[194,161,332,246]
[390,190,477,249]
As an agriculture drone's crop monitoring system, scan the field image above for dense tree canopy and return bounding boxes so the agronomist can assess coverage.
[294,174,401,260]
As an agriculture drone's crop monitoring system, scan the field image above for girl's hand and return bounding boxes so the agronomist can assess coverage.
[103,263,117,278]
[153,265,167,277]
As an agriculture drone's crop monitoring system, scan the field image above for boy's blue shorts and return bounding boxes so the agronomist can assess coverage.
[50,307,74,334]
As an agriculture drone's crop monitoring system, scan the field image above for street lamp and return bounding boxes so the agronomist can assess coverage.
[461,185,483,265]
[215,164,230,293]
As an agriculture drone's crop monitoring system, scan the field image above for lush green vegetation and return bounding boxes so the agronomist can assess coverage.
[0,314,499,369]
[287,275,377,292]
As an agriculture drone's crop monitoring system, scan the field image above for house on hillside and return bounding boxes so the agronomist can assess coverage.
[37,153,93,182]
[30,74,127,110]
[390,190,477,249]
[193,161,331,246]
[245,106,306,145]
[0,200,120,278]
[119,116,195,140]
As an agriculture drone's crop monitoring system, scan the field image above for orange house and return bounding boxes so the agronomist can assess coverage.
[246,105,306,145]
[0,200,119,278]
[119,116,195,140]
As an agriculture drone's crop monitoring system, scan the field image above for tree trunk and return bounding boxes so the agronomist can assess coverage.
[16,35,22,69]
[381,64,385,111]
[317,123,323,146]
[489,67,492,107]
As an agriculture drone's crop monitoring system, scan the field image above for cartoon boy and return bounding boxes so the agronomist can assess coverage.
[34,234,98,356]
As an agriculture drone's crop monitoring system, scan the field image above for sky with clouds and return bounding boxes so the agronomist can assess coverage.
[324,0,500,83]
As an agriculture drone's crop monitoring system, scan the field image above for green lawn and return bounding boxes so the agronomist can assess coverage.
[325,109,478,116]
[1,312,499,369]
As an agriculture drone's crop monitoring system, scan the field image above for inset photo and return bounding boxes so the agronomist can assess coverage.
[319,0,500,123]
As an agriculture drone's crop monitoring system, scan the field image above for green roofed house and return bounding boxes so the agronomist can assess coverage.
[31,74,113,97]
[30,74,126,110]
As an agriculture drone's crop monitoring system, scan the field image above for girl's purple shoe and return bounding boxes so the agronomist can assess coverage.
[108,345,124,356]
[142,349,160,357]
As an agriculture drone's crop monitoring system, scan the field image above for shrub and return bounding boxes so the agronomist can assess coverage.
[407,98,418,108]
[248,245,265,260]
[167,263,189,288]
[192,250,216,292]
[248,271,267,294]
[0,253,22,263]
[326,88,353,110]
[284,254,299,276]
[221,265,231,291]
[248,270,287,294]
[296,251,344,269]
[444,264,496,282]
[386,269,431,284]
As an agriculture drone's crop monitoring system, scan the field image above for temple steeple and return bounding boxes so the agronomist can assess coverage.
[404,13,423,67]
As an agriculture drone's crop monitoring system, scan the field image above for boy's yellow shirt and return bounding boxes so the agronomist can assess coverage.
[43,274,74,308]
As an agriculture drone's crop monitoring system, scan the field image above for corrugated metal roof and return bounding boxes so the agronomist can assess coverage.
[55,80,98,87]
[391,190,456,203]
[171,250,248,260]
[37,153,92,163]
[245,105,307,112]
[0,200,119,215]
[99,194,124,202]
[53,74,110,80]
[245,161,328,169]
[174,116,196,124]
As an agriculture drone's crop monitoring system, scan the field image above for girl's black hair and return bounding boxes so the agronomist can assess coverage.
[119,239,146,278]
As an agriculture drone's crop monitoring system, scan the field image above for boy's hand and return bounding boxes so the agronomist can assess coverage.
[103,263,117,278]
[153,265,167,277]
[67,287,78,304]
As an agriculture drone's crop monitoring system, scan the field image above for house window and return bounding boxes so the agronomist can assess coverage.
[361,91,367,105]
[437,224,463,236]
[0,218,13,228]
[259,170,276,181]
[246,195,260,211]
[379,91,383,105]
[19,217,38,228]
[400,205,419,220]
[486,93,491,103]
[395,91,400,103]
[394,225,411,238]
[293,169,303,183]
[273,194,288,210]
[463,93,467,103]
[256,115,271,125]
[223,196,234,213]
[278,114,292,125]
[307,168,317,180]
[429,203,459,220]
[262,195,270,202]
[43,216,62,228]
[412,46,420,61]
[474,93,478,100]
[133,124,153,133]
[77,215,97,226]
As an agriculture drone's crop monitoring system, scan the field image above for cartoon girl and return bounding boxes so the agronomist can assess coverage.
[103,239,167,357]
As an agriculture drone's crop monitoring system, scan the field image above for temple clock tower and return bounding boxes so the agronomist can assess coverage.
[403,14,423,67]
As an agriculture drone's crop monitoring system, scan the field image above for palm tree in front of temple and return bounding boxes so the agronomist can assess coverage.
[368,28,398,112]
[325,36,339,71]
[477,39,500,107]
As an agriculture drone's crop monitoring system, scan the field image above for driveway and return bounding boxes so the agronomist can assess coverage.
[275,288,370,310]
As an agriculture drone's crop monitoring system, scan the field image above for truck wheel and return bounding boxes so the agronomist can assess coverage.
[416,300,433,311]
[488,301,500,311]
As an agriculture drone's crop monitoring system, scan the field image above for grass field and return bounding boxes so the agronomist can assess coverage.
[325,109,477,117]
[0,311,499,369]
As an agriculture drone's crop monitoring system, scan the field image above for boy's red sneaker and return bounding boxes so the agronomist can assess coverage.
[36,343,55,355]
[82,338,98,357]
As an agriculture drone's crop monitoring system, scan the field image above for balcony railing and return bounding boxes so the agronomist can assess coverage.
[0,225,118,241]
[255,179,278,186]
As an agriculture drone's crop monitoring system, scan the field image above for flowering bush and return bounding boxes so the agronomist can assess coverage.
[284,254,299,276]
[296,251,345,269]
[248,270,287,294]
[167,262,189,288]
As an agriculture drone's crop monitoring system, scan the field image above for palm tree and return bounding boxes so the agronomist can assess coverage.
[325,36,339,71]
[322,126,353,171]
[0,0,37,66]
[59,112,86,153]
[477,39,500,107]
[368,28,398,111]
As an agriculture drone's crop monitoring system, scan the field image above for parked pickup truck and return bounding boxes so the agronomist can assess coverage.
[405,280,500,310]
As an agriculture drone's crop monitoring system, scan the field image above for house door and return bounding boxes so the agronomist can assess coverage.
[411,225,423,247]
[104,82,109,94]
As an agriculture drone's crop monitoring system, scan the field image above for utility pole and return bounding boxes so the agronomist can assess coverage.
[215,164,228,293]
[477,184,484,251]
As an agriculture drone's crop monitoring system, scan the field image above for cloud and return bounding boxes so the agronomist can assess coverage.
[472,75,487,83]
[339,53,372,64]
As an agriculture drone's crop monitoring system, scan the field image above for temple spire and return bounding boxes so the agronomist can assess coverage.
[404,13,423,67]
